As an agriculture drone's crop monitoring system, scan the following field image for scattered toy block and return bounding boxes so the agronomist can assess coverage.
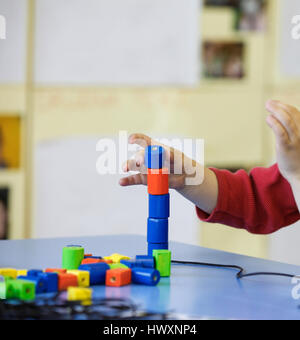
[148,193,170,219]
[147,218,168,243]
[38,272,58,293]
[78,263,109,285]
[57,273,78,291]
[0,268,17,279]
[105,268,131,287]
[153,249,171,277]
[45,268,67,274]
[131,267,160,286]
[67,287,92,304]
[109,263,129,270]
[148,243,168,257]
[17,275,48,294]
[81,258,103,265]
[144,145,165,169]
[27,269,43,277]
[67,270,90,287]
[135,256,155,268]
[83,256,102,259]
[10,279,35,301]
[120,260,137,268]
[0,279,15,299]
[16,270,27,277]
[147,168,169,195]
[103,253,131,264]
[84,254,93,258]
[62,246,84,270]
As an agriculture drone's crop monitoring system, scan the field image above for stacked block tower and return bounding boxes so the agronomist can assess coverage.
[145,145,169,256]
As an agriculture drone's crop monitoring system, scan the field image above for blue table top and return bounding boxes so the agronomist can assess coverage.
[1,234,300,320]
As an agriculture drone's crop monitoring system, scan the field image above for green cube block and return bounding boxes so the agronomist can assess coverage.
[153,250,171,277]
[0,279,15,299]
[62,246,84,270]
[11,279,35,301]
[109,263,128,269]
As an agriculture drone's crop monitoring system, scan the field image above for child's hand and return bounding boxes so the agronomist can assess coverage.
[266,100,300,184]
[119,133,193,190]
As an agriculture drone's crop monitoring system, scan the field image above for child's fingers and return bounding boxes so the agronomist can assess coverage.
[272,101,300,122]
[266,100,297,141]
[119,174,147,187]
[129,134,154,148]
[266,114,290,147]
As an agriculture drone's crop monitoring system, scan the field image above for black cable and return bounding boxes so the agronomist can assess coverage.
[171,260,295,279]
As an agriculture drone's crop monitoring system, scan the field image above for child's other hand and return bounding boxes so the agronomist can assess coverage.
[119,133,197,190]
[266,100,300,184]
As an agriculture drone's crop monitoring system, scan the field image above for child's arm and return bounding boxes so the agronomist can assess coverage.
[266,100,300,211]
[119,133,219,214]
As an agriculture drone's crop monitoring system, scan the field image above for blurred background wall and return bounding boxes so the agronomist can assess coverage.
[0,0,300,264]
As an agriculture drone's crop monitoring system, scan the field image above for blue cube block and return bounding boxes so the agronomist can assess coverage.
[132,267,160,286]
[148,243,168,256]
[17,275,48,294]
[120,260,137,268]
[27,269,43,277]
[38,272,58,293]
[147,218,168,243]
[144,145,165,169]
[149,194,170,219]
[78,263,109,285]
[136,257,155,268]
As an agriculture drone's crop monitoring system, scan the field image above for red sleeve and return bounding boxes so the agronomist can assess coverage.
[196,164,300,234]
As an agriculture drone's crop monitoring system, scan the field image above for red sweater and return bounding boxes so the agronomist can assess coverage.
[196,164,300,234]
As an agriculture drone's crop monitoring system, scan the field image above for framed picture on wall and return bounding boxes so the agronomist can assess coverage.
[202,41,245,79]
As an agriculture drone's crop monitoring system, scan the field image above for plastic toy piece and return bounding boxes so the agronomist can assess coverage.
[153,249,171,277]
[0,268,17,279]
[144,145,165,169]
[18,275,48,294]
[16,270,28,277]
[109,263,129,270]
[84,254,93,258]
[105,268,131,287]
[37,272,58,293]
[0,279,15,299]
[81,258,103,265]
[62,246,84,270]
[67,287,92,304]
[57,273,78,291]
[67,270,90,287]
[10,279,35,301]
[148,243,168,256]
[131,267,160,286]
[120,260,137,268]
[147,218,168,243]
[147,168,169,195]
[148,193,170,219]
[45,268,67,274]
[135,257,155,269]
[103,253,131,264]
[27,269,43,277]
[83,256,102,260]
[78,263,109,285]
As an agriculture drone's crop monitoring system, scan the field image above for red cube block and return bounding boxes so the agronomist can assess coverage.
[105,268,131,287]
[45,268,67,274]
[81,258,112,265]
[147,168,169,195]
[58,273,78,291]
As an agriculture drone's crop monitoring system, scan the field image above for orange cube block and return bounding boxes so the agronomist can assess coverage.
[81,258,112,265]
[105,268,131,287]
[45,268,67,274]
[147,168,169,195]
[58,273,78,291]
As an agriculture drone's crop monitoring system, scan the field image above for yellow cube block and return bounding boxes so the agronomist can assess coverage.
[0,268,17,279]
[67,270,90,287]
[103,253,130,264]
[67,287,92,304]
[16,270,28,277]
